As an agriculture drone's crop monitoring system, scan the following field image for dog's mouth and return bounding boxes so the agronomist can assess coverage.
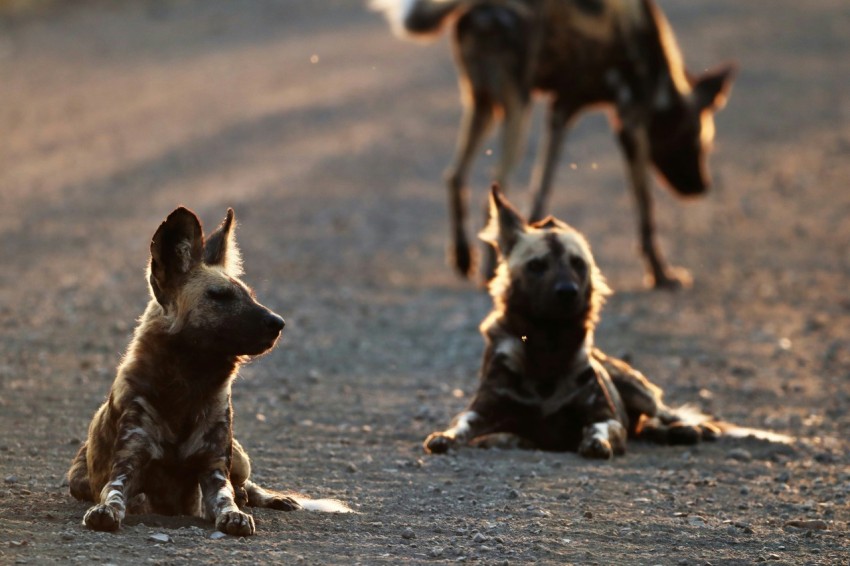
[260,329,283,351]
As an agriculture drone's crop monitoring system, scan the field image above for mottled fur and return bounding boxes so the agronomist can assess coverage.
[67,207,348,536]
[374,0,735,288]
[424,187,736,457]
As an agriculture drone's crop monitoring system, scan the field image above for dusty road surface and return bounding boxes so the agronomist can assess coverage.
[1,1,849,564]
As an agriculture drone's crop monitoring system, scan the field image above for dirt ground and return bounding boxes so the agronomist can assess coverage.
[1,1,849,564]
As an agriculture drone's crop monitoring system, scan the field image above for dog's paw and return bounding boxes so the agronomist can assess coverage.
[449,241,475,279]
[216,510,255,536]
[648,266,693,291]
[666,423,702,445]
[698,421,721,441]
[267,495,301,512]
[424,432,454,454]
[578,437,614,460]
[83,504,121,532]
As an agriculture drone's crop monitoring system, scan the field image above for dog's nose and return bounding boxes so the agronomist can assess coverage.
[264,313,285,332]
[555,281,579,299]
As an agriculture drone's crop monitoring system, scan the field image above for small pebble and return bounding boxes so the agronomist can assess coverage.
[506,489,520,500]
[784,519,827,530]
[473,532,490,543]
[4,475,17,484]
[209,531,227,540]
[687,516,707,528]
[147,533,172,543]
[401,527,416,540]
[429,547,444,558]
[345,462,358,473]
[726,448,752,462]
[584,511,593,519]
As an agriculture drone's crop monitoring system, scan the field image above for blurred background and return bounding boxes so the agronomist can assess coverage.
[0,1,848,563]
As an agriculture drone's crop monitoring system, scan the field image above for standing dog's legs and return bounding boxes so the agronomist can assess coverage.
[618,125,691,289]
[445,94,494,277]
[480,90,530,279]
[528,102,575,222]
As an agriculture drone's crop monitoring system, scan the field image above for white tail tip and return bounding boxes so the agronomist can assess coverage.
[669,404,795,444]
[369,0,417,36]
[294,497,355,514]
[721,427,796,445]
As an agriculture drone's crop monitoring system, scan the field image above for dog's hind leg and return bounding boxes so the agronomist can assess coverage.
[67,441,93,502]
[231,437,301,511]
[481,88,530,279]
[528,101,576,222]
[617,124,691,289]
[445,92,495,277]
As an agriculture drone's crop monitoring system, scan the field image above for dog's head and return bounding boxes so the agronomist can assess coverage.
[480,186,610,328]
[148,207,284,357]
[646,64,735,197]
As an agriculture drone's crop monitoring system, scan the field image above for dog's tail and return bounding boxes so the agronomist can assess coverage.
[661,404,795,444]
[370,0,466,39]
[243,480,354,514]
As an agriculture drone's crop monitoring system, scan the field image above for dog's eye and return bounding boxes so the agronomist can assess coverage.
[527,258,548,274]
[570,256,587,275]
[206,287,236,302]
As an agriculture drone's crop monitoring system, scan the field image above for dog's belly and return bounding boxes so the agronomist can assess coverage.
[139,457,204,515]
[519,407,586,451]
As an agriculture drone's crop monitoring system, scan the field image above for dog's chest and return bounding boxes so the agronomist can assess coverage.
[141,403,229,465]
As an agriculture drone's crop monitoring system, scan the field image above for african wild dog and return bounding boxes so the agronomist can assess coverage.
[424,187,792,456]
[373,0,735,287]
[67,207,349,536]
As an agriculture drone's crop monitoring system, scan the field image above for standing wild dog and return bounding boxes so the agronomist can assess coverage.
[67,207,349,536]
[424,187,792,456]
[373,0,735,288]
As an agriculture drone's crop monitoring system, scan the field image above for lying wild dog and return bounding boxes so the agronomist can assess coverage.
[67,207,349,536]
[373,0,735,288]
[424,187,792,457]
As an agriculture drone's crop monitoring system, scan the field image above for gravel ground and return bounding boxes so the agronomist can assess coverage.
[1,1,849,564]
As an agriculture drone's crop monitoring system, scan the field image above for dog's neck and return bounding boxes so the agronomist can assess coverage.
[115,305,242,408]
[502,310,592,364]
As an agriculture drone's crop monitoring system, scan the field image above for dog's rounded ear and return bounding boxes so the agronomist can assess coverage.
[479,184,526,256]
[148,207,204,305]
[204,208,244,276]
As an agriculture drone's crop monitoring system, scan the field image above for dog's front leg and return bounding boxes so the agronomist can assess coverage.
[83,411,151,531]
[617,124,690,289]
[575,362,628,460]
[578,418,627,460]
[199,419,255,536]
[200,462,255,536]
[424,410,491,454]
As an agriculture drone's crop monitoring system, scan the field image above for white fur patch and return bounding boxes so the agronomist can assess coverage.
[589,421,610,441]
[589,419,626,443]
[121,427,148,441]
[447,410,479,441]
[370,0,417,36]
[293,497,354,514]
[494,336,525,373]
